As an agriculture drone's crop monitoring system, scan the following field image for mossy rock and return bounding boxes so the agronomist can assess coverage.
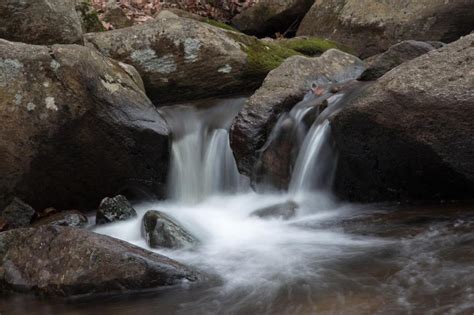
[76,0,104,33]
[279,37,354,56]
[204,19,240,32]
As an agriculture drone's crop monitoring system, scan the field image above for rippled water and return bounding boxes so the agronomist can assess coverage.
[2,199,473,315]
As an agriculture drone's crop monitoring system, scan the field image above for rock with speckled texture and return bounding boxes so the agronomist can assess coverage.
[0,39,169,211]
[0,226,199,297]
[297,0,474,58]
[331,34,474,202]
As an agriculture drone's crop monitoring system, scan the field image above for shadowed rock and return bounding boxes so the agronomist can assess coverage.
[33,210,88,228]
[96,195,137,225]
[0,198,35,230]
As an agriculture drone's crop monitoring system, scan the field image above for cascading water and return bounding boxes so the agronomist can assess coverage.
[159,98,246,203]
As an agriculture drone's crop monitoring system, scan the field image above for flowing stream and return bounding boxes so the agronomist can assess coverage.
[3,96,473,314]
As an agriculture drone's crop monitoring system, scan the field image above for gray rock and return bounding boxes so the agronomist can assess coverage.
[230,49,364,178]
[232,0,314,37]
[0,226,199,297]
[96,195,137,225]
[142,210,198,249]
[297,0,474,57]
[360,40,437,81]
[0,198,35,230]
[331,34,474,202]
[84,11,299,104]
[33,210,88,228]
[251,201,298,220]
[0,0,83,45]
[0,39,169,211]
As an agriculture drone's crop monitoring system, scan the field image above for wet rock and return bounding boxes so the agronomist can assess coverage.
[142,210,198,249]
[331,34,474,202]
[0,226,199,297]
[96,195,137,225]
[0,39,169,211]
[0,0,83,45]
[231,49,364,177]
[251,201,298,220]
[0,198,35,230]
[84,10,299,104]
[360,41,438,81]
[33,210,88,228]
[232,0,315,37]
[297,0,474,58]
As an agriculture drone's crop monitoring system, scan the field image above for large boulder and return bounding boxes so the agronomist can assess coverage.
[0,226,198,297]
[232,0,315,37]
[230,49,364,178]
[142,210,198,249]
[84,10,300,104]
[360,40,438,81]
[96,195,137,225]
[331,34,474,202]
[297,0,474,57]
[0,0,83,45]
[0,39,169,211]
[0,198,35,230]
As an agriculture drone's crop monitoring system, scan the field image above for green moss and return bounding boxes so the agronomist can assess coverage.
[204,19,239,32]
[76,0,105,33]
[279,37,354,56]
[229,33,301,78]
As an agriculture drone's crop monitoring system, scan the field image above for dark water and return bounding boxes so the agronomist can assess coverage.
[2,203,473,315]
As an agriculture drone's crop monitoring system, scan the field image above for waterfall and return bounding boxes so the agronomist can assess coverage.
[160,98,246,203]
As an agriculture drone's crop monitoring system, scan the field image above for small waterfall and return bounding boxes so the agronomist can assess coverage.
[160,98,246,203]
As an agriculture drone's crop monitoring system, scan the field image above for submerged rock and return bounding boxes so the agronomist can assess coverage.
[297,0,474,57]
[232,0,315,37]
[0,39,169,210]
[231,49,364,178]
[33,210,88,228]
[0,226,199,297]
[0,198,35,230]
[142,210,198,249]
[331,34,474,202]
[360,41,438,81]
[96,195,137,225]
[0,0,83,45]
[251,201,298,220]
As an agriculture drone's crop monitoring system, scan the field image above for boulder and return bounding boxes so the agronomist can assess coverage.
[232,0,315,37]
[360,41,438,81]
[0,226,198,297]
[230,49,364,177]
[96,195,137,225]
[84,10,300,104]
[297,0,474,57]
[250,201,298,220]
[102,2,133,29]
[0,0,83,45]
[0,198,35,230]
[32,210,88,228]
[0,39,169,211]
[142,210,198,249]
[331,34,474,202]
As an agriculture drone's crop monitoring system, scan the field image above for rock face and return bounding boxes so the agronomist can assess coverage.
[0,226,198,297]
[232,0,315,37]
[360,41,438,81]
[0,198,35,230]
[96,195,137,225]
[331,34,474,202]
[142,210,198,249]
[84,11,248,104]
[297,0,474,57]
[0,39,169,211]
[32,210,88,228]
[0,0,83,45]
[251,201,298,220]
[231,49,364,177]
